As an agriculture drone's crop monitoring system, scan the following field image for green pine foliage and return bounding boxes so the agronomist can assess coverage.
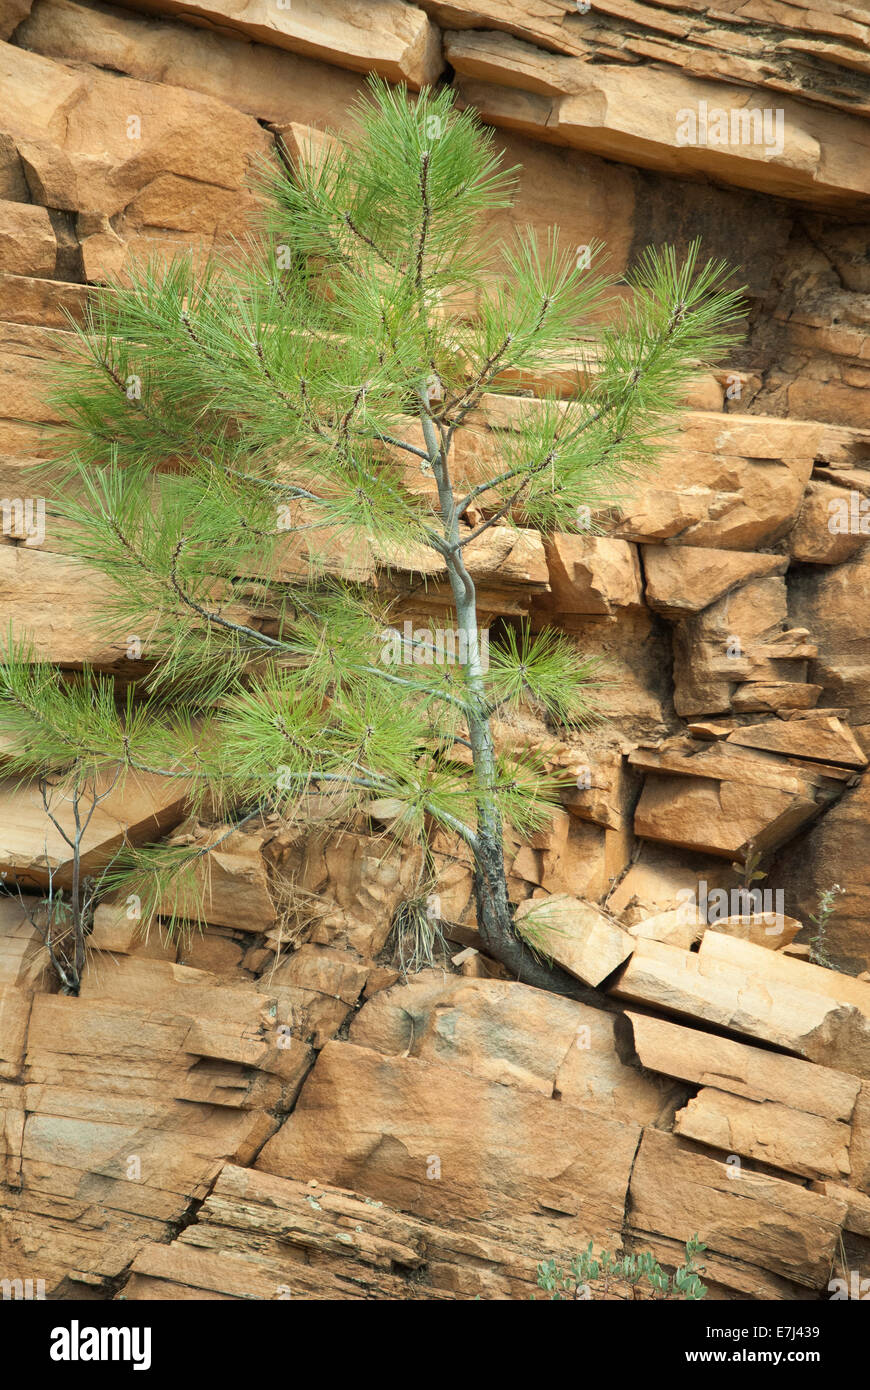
[1,77,745,934]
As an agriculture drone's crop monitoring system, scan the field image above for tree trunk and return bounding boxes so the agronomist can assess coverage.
[471,820,601,1001]
[420,390,602,1005]
[447,522,600,1001]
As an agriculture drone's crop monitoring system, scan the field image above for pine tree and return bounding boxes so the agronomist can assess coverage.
[0,78,743,994]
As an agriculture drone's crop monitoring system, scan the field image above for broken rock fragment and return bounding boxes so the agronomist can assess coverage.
[513,893,634,987]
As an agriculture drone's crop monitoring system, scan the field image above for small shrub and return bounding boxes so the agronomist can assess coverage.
[537,1233,708,1301]
[808,883,845,969]
[389,889,450,976]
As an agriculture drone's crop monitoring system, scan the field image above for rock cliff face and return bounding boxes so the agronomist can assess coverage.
[1,0,869,1300]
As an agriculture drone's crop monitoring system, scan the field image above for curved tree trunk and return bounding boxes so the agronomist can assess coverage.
[416,387,606,1006]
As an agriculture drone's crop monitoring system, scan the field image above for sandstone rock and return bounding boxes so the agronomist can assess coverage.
[810,1182,870,1240]
[0,770,189,887]
[77,212,125,282]
[0,321,68,457]
[674,1086,852,1181]
[611,933,870,1076]
[349,970,671,1123]
[630,737,841,860]
[730,680,823,713]
[705,911,802,951]
[19,0,368,126]
[451,36,870,207]
[267,825,424,960]
[0,556,122,664]
[627,1010,860,1122]
[0,917,38,1080]
[0,928,334,1293]
[775,777,870,973]
[175,926,245,975]
[111,0,443,87]
[543,534,643,618]
[628,1128,847,1290]
[363,965,400,997]
[431,0,870,128]
[849,1082,870,1194]
[0,130,27,201]
[427,850,475,927]
[815,464,870,497]
[0,0,31,37]
[553,1010,679,1126]
[643,545,787,618]
[257,1040,641,1247]
[181,1012,308,1088]
[123,1143,843,1301]
[267,943,369,1049]
[88,901,177,961]
[0,272,88,328]
[548,743,631,831]
[535,816,613,903]
[510,844,541,887]
[703,929,870,1016]
[0,198,55,277]
[122,1163,459,1299]
[608,841,733,919]
[769,266,870,429]
[0,897,51,989]
[783,942,813,960]
[788,481,867,564]
[0,41,274,279]
[614,414,821,549]
[123,1157,630,1300]
[500,97,641,254]
[272,121,342,171]
[75,954,315,1105]
[789,544,870,735]
[671,575,823,718]
[627,905,705,950]
[725,713,867,768]
[161,825,276,933]
[422,0,597,58]
[513,893,634,987]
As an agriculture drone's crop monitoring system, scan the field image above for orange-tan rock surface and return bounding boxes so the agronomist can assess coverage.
[0,0,869,1303]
